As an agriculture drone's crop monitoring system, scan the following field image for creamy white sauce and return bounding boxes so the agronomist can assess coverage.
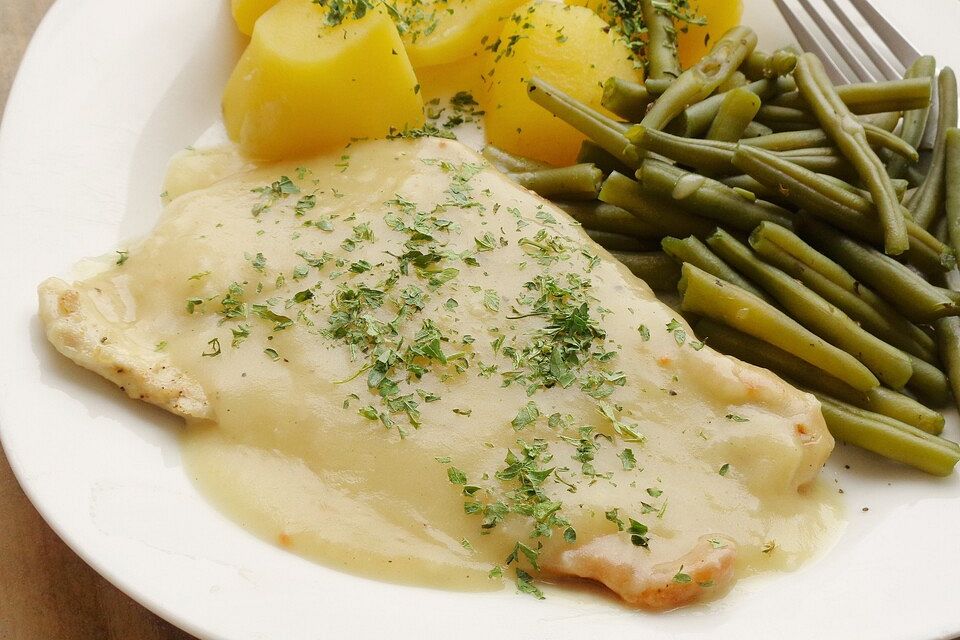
[77,137,840,597]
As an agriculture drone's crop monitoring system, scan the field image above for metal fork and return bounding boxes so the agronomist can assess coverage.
[773,0,922,84]
[772,0,935,145]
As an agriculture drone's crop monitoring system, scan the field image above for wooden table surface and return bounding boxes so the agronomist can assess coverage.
[0,2,195,638]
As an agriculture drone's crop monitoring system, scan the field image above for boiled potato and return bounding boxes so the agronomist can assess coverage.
[395,0,527,69]
[483,0,642,166]
[563,0,744,70]
[562,0,606,12]
[223,0,424,160]
[230,0,525,68]
[231,0,280,36]
[677,0,744,69]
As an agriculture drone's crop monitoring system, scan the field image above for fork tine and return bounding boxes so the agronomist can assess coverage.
[772,0,852,84]
[797,0,878,82]
[822,0,904,80]
[845,0,922,66]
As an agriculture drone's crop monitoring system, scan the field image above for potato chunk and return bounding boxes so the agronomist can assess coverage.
[393,0,526,69]
[564,0,745,71]
[677,0,744,69]
[223,0,424,160]
[231,0,280,36]
[482,0,641,166]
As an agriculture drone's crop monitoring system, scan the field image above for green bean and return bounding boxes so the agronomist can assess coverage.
[905,225,958,276]
[718,70,748,93]
[720,175,792,206]
[554,201,662,239]
[628,125,738,175]
[576,140,633,176]
[668,77,795,137]
[741,129,833,151]
[945,129,960,260]
[887,56,936,179]
[794,53,908,255]
[482,145,549,173]
[508,164,602,201]
[769,47,800,77]
[661,235,770,300]
[610,250,681,291]
[893,178,909,201]
[863,123,920,162]
[584,229,654,252]
[777,146,838,158]
[759,122,821,135]
[814,172,909,203]
[936,316,960,417]
[641,25,758,131]
[630,126,854,178]
[739,126,911,155]
[904,352,952,407]
[644,78,673,95]
[904,186,921,205]
[598,172,718,239]
[859,111,903,132]
[731,145,955,272]
[706,228,913,389]
[741,121,774,138]
[773,77,931,115]
[641,0,681,80]
[906,164,927,188]
[638,160,793,231]
[706,87,762,142]
[812,392,959,476]
[796,216,959,322]
[678,263,879,390]
[695,319,944,434]
[741,48,798,80]
[781,154,856,178]
[749,222,937,362]
[601,77,652,123]
[527,77,640,169]
[741,50,771,80]
[907,67,959,229]
[755,105,818,129]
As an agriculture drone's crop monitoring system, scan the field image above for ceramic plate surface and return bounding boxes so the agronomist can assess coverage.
[2,1,960,638]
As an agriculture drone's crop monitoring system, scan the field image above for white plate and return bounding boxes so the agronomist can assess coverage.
[2,1,960,639]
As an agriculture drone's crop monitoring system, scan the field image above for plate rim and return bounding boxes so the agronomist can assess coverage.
[2,2,960,640]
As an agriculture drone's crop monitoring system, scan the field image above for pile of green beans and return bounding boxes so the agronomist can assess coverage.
[507,23,960,475]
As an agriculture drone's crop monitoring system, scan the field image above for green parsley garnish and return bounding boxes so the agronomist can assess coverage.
[447,466,468,485]
[666,318,686,346]
[295,194,317,216]
[511,401,540,431]
[627,519,649,547]
[201,338,221,358]
[515,568,545,600]
[251,175,299,216]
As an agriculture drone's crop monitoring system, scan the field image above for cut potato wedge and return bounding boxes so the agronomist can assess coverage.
[677,0,744,69]
[222,0,424,160]
[231,0,280,36]
[483,0,642,166]
[394,0,527,69]
[564,0,745,71]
